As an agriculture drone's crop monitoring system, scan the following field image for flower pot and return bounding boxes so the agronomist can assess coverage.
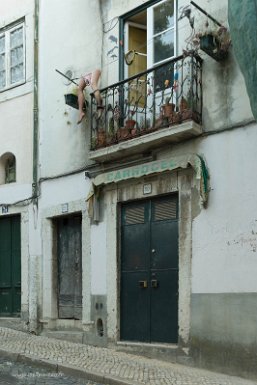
[117,127,130,140]
[181,110,193,121]
[96,130,106,148]
[161,103,175,118]
[180,97,188,111]
[199,34,228,61]
[106,134,116,145]
[130,127,137,137]
[200,34,216,52]
[125,119,136,130]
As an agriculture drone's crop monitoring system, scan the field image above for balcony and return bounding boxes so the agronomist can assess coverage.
[89,53,203,162]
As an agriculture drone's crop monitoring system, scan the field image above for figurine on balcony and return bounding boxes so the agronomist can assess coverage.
[77,68,103,124]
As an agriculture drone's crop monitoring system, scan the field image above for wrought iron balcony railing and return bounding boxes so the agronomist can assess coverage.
[90,53,202,150]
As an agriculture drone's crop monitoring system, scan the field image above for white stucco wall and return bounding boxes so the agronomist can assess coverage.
[0,0,34,103]
[0,0,34,183]
[0,93,33,184]
[39,173,90,209]
[38,0,103,177]
[192,123,257,294]
[0,0,35,326]
[91,222,107,295]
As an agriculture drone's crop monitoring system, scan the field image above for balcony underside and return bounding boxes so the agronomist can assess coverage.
[89,120,202,163]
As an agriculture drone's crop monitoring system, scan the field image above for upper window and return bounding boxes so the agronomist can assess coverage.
[121,0,176,80]
[148,0,176,65]
[0,21,25,91]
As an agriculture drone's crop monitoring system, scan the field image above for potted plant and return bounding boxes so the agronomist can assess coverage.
[179,94,194,121]
[96,128,106,148]
[161,97,175,119]
[117,126,130,140]
[194,26,231,61]
[125,109,136,130]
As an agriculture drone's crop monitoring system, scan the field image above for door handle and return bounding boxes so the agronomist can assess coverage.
[139,280,148,288]
[151,279,158,288]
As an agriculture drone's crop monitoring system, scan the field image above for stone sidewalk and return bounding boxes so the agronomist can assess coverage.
[0,327,256,385]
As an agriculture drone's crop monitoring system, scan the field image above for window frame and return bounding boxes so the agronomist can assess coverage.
[147,0,177,68]
[0,19,26,92]
[119,0,177,81]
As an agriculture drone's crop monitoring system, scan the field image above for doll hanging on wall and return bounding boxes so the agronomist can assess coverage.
[77,68,103,124]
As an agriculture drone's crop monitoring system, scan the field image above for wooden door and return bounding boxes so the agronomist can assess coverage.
[57,215,82,319]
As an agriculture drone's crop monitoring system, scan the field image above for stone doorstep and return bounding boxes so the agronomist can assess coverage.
[0,318,27,333]
[0,348,138,385]
[40,330,84,344]
[116,340,184,364]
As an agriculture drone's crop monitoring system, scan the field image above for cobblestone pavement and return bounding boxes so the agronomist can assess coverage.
[0,357,103,385]
[0,327,256,385]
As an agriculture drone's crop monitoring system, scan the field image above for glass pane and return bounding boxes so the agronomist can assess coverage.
[0,70,6,88]
[0,54,5,71]
[154,0,174,34]
[154,61,174,93]
[10,27,23,48]
[11,63,23,84]
[11,46,23,67]
[154,29,174,63]
[0,36,5,53]
[11,66,16,83]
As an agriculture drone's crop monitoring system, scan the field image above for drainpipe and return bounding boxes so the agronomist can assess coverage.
[28,0,40,335]
[33,0,39,204]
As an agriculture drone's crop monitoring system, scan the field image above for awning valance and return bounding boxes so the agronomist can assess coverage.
[93,154,209,206]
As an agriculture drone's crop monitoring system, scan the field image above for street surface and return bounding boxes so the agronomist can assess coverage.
[0,357,103,385]
[0,327,257,385]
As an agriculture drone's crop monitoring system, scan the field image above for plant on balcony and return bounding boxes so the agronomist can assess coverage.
[179,95,192,121]
[96,129,106,148]
[117,126,130,141]
[125,109,136,130]
[106,117,116,145]
[192,25,231,61]
[161,96,175,119]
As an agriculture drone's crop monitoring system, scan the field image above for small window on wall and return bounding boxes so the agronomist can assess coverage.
[0,153,16,184]
[0,20,25,91]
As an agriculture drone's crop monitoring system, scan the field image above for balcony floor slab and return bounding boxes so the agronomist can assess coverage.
[89,120,202,163]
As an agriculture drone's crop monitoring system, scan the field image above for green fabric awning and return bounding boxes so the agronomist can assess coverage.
[93,154,209,207]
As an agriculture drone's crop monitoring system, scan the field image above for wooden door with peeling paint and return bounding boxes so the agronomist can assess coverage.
[57,215,82,320]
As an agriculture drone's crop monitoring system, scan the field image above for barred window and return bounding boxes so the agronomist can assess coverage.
[0,22,25,91]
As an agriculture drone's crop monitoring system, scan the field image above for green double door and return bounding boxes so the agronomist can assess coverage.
[120,195,178,343]
[0,216,21,317]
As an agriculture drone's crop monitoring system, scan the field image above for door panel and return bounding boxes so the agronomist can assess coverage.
[0,216,21,316]
[120,271,149,341]
[151,221,178,269]
[121,201,150,341]
[120,195,178,343]
[150,269,178,342]
[57,215,82,320]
